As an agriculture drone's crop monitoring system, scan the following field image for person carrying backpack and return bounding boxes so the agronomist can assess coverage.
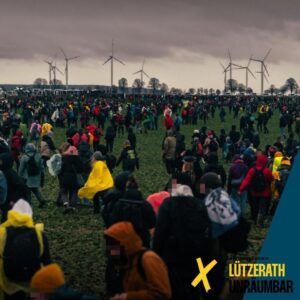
[271,157,291,216]
[153,172,213,300]
[19,143,46,208]
[105,222,171,300]
[116,140,139,173]
[239,154,273,226]
[10,130,23,170]
[0,199,51,299]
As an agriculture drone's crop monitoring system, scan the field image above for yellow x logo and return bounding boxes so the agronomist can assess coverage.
[191,258,217,292]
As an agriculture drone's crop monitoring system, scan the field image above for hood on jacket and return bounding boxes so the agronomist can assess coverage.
[115,171,131,191]
[24,143,36,157]
[0,152,14,171]
[280,158,291,167]
[104,222,143,257]
[256,154,268,169]
[12,199,33,217]
[15,130,23,137]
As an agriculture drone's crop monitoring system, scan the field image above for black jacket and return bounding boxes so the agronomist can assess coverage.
[59,155,83,189]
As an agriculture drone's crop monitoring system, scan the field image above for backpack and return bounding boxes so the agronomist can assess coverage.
[124,150,138,171]
[275,167,290,195]
[27,155,40,176]
[11,136,21,150]
[1,226,43,282]
[196,142,203,156]
[209,139,219,152]
[250,167,266,192]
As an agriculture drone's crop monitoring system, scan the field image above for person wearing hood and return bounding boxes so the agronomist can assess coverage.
[58,143,83,213]
[105,222,171,300]
[0,199,51,299]
[78,151,114,214]
[19,143,46,208]
[40,131,56,167]
[153,172,213,300]
[30,263,97,300]
[203,152,227,187]
[228,155,248,218]
[0,152,27,223]
[77,140,93,180]
[163,130,177,175]
[272,151,283,174]
[271,157,292,216]
[239,155,273,226]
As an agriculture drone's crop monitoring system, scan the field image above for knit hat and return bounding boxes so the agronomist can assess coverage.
[274,151,283,158]
[30,264,65,294]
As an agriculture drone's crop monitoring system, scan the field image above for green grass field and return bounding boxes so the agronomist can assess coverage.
[32,109,280,298]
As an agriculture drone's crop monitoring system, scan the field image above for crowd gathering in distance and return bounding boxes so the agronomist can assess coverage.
[0,91,299,300]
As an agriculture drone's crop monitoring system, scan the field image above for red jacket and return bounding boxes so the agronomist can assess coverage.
[239,155,273,197]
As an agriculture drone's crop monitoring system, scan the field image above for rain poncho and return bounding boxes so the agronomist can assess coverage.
[78,161,113,200]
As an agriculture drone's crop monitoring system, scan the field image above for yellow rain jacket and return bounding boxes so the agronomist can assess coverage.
[78,160,114,200]
[272,152,283,173]
[0,211,44,298]
[41,123,53,137]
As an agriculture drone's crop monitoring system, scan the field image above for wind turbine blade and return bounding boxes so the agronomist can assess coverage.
[68,56,80,61]
[56,66,64,75]
[250,58,261,62]
[43,60,52,65]
[232,63,244,68]
[248,68,256,79]
[114,57,125,65]
[263,63,270,76]
[143,71,150,79]
[103,56,112,65]
[228,49,232,62]
[60,48,67,59]
[133,70,141,75]
[219,62,226,70]
[263,48,272,61]
[247,55,253,67]
[264,73,269,83]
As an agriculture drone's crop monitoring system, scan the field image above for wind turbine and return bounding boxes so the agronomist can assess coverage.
[60,48,80,90]
[103,40,125,88]
[232,57,256,89]
[220,62,229,92]
[133,59,150,86]
[51,63,64,87]
[250,49,272,95]
[44,60,53,87]
[226,49,244,93]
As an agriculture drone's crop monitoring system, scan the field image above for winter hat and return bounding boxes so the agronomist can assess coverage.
[182,149,196,162]
[30,264,65,294]
[193,129,199,134]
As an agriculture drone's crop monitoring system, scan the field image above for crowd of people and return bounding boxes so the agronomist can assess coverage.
[0,92,299,299]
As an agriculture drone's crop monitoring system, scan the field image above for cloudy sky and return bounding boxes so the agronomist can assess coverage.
[1,0,300,92]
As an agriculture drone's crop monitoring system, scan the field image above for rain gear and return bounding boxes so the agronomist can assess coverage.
[105,222,171,300]
[78,160,113,200]
[0,200,46,297]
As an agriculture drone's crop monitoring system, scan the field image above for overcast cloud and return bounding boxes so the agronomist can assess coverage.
[1,0,300,90]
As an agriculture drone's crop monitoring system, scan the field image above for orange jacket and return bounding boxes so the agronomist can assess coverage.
[105,222,171,300]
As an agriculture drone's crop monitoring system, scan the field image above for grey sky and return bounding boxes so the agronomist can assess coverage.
[1,0,300,91]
